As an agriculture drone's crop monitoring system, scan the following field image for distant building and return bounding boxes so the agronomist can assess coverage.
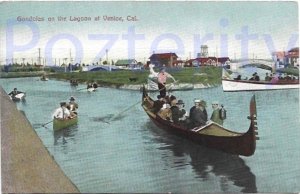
[149,53,178,67]
[286,47,299,67]
[272,47,299,68]
[185,57,230,67]
[115,59,138,68]
[217,57,231,66]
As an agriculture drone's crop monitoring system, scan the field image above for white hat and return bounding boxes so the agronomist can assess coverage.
[162,103,170,109]
[194,99,201,103]
[212,101,219,105]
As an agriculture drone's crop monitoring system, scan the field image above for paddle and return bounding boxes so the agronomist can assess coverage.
[110,100,142,122]
[42,120,53,127]
[32,120,53,129]
[76,87,87,91]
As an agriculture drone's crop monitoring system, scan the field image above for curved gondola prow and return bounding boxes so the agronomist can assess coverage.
[246,95,258,156]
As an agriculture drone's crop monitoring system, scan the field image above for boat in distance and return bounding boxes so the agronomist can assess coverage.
[53,116,78,131]
[222,79,299,92]
[141,86,258,156]
[222,68,299,91]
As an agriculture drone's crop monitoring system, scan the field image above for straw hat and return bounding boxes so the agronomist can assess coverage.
[199,100,207,107]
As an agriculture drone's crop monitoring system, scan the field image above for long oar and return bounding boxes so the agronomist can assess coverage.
[42,120,53,127]
[32,120,53,129]
[110,81,177,121]
[110,100,141,122]
[76,87,87,91]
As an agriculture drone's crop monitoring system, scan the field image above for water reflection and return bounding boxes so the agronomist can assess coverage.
[53,125,78,146]
[145,121,257,193]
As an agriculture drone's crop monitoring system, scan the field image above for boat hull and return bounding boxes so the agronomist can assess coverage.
[53,116,78,131]
[141,86,257,156]
[222,79,299,92]
[10,92,26,101]
[87,88,96,92]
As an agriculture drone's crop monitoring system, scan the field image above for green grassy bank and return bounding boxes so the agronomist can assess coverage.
[48,66,222,87]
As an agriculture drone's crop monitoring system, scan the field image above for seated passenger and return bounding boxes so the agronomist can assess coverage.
[87,83,93,89]
[189,99,208,129]
[68,96,79,114]
[249,72,260,81]
[234,75,241,80]
[210,101,224,126]
[144,95,166,114]
[265,73,271,81]
[158,103,171,120]
[52,102,72,119]
[170,99,186,124]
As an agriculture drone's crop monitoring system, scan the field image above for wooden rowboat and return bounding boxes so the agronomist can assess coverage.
[141,86,258,156]
[53,116,78,131]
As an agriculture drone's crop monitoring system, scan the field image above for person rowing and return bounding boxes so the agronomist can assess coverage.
[8,88,25,100]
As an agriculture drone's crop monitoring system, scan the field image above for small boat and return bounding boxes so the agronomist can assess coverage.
[70,81,78,86]
[87,87,96,92]
[222,68,299,91]
[53,116,78,131]
[10,92,26,101]
[40,77,49,81]
[141,86,258,156]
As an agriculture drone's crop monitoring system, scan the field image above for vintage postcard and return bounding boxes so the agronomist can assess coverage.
[1,1,299,193]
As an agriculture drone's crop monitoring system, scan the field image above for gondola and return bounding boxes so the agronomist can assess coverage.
[53,116,78,131]
[141,86,258,156]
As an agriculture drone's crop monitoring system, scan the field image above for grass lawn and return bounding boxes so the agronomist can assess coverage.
[48,66,222,86]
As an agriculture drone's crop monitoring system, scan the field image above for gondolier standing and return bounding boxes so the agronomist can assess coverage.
[157,67,176,98]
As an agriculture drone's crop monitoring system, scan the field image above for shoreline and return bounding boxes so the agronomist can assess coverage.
[1,86,80,193]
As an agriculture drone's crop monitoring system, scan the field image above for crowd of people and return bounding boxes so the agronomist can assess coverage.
[52,96,79,120]
[234,72,299,82]
[144,94,227,129]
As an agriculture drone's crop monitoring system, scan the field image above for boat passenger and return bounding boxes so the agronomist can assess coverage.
[189,99,208,129]
[8,88,22,97]
[144,95,166,114]
[52,102,72,119]
[265,73,271,81]
[249,72,260,81]
[92,82,98,88]
[170,99,187,125]
[87,83,93,89]
[234,75,242,80]
[158,103,171,120]
[68,96,78,114]
[210,101,224,126]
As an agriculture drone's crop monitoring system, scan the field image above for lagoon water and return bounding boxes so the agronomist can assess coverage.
[1,75,300,193]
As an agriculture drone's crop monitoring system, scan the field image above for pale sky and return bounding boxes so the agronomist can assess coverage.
[0,1,298,65]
